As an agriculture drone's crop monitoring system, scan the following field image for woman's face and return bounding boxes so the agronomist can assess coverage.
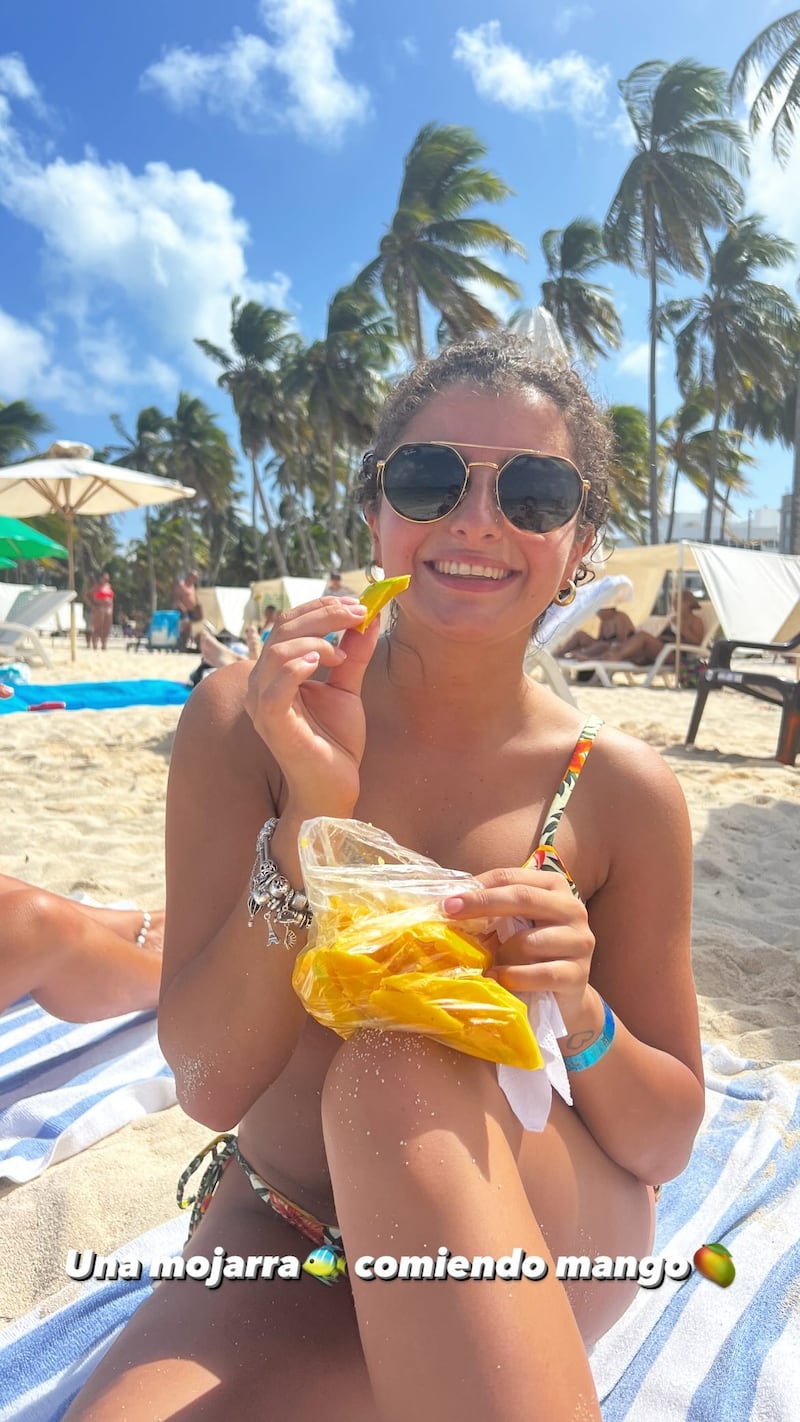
[366,385,593,644]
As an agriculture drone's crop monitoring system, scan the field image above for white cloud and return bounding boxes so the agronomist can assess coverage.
[452,22,610,126]
[141,0,370,145]
[141,32,273,132]
[745,119,800,289]
[617,342,665,378]
[400,37,419,59]
[0,308,95,408]
[0,53,42,108]
[553,7,593,38]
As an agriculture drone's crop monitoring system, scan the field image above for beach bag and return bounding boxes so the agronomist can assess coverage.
[678,654,707,690]
[292,818,542,1070]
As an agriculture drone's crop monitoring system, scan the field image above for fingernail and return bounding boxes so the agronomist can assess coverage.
[442,896,464,914]
[348,603,368,615]
[303,652,320,664]
[340,596,361,604]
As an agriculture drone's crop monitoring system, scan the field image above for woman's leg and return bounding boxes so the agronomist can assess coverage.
[0,889,162,1019]
[323,1031,604,1422]
[600,630,664,665]
[0,876,164,947]
[64,1160,377,1422]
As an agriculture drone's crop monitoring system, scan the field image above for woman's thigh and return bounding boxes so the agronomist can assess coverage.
[65,1162,377,1422]
[517,1094,655,1347]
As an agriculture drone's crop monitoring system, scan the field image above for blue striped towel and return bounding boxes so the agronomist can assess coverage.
[0,1045,797,1420]
[0,997,176,1184]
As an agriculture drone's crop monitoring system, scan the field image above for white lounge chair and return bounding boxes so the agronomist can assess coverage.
[524,574,634,705]
[556,601,720,689]
[0,589,76,669]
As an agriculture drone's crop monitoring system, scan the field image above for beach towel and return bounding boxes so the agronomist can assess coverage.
[0,1044,797,1420]
[0,996,176,1184]
[0,680,190,714]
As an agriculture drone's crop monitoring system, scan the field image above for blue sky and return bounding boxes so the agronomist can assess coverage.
[1,0,798,544]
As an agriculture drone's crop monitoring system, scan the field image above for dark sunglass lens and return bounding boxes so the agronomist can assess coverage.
[499,456,582,533]
[382,445,466,522]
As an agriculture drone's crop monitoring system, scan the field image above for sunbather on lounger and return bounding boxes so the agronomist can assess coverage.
[0,875,164,1021]
[561,606,635,659]
[591,591,705,666]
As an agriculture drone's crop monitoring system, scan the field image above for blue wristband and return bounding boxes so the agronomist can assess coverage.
[563,998,615,1073]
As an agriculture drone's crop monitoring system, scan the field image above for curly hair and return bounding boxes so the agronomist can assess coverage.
[358,332,612,537]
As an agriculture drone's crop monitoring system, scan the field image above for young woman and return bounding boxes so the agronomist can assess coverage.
[67,335,704,1421]
[89,571,114,651]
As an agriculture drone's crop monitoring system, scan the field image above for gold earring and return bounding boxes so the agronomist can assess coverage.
[554,580,577,607]
[365,560,383,585]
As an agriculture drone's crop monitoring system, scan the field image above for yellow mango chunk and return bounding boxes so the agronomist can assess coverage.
[355,574,411,632]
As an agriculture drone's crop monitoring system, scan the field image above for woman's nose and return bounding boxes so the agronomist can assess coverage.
[451,467,502,536]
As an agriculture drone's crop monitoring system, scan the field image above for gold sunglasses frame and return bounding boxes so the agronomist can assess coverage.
[375,441,591,531]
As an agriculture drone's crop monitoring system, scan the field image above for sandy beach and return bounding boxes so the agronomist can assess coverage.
[1,642,798,1322]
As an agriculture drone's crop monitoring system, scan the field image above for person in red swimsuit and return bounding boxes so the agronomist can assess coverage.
[89,570,114,650]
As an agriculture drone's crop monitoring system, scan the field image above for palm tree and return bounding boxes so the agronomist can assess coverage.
[659,393,754,541]
[605,60,748,543]
[0,399,52,462]
[606,405,652,542]
[282,282,397,566]
[106,407,169,613]
[539,219,623,364]
[661,215,799,541]
[357,123,525,359]
[161,393,239,575]
[196,299,298,576]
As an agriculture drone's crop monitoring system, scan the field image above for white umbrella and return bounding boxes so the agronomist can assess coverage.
[0,442,195,660]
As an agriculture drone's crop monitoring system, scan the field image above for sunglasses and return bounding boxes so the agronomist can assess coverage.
[375,442,590,535]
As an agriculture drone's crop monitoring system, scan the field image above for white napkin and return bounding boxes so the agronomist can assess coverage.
[493,915,573,1130]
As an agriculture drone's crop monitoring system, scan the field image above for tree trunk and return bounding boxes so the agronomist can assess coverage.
[646,208,660,545]
[791,360,800,554]
[252,457,288,576]
[412,284,425,363]
[665,462,679,543]
[703,385,723,543]
[327,432,351,569]
[145,510,157,615]
[251,471,262,579]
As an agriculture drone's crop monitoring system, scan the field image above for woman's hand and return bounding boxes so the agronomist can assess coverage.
[442,867,596,1022]
[244,596,381,818]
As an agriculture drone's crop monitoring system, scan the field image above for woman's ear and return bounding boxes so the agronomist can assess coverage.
[364,505,382,567]
[565,527,595,583]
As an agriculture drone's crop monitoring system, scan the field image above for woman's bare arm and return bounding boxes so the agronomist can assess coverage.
[564,733,705,1184]
[158,664,310,1129]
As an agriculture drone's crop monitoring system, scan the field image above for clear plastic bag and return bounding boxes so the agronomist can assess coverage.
[291,818,543,1071]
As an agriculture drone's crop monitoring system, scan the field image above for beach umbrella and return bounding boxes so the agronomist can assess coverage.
[0,442,195,658]
[0,554,17,568]
[0,513,69,563]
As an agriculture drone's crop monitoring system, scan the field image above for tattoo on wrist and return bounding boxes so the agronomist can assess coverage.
[562,1028,596,1053]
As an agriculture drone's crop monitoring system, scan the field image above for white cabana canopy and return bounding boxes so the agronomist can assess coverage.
[689,545,800,644]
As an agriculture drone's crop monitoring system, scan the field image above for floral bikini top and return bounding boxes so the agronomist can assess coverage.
[520,715,604,899]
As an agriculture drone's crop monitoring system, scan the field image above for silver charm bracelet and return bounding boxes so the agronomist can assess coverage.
[247,817,313,948]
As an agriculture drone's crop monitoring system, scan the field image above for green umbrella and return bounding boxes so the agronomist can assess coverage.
[0,554,17,568]
[0,514,68,562]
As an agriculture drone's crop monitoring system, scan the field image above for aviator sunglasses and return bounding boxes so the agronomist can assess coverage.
[375,442,591,535]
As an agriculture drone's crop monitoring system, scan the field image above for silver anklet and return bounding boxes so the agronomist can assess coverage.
[136,911,151,948]
[247,816,312,949]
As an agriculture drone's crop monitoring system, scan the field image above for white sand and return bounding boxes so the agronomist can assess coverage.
[0,646,798,1322]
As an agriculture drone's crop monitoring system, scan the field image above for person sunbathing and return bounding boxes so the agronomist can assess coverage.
[0,875,164,1022]
[560,605,635,660]
[589,590,706,667]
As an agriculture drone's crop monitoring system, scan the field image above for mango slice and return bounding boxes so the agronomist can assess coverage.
[355,574,411,632]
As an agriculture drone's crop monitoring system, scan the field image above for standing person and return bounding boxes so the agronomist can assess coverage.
[89,571,114,651]
[172,569,203,650]
[323,570,345,597]
[67,335,704,1422]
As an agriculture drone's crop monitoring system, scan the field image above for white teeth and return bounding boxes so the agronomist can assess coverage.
[432,561,511,580]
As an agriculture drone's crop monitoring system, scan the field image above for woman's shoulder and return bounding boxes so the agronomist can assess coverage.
[586,722,688,826]
[173,662,278,788]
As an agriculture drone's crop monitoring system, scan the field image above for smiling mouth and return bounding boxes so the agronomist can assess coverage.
[429,560,515,581]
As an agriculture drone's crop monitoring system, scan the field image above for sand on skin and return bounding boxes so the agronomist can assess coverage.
[0,642,798,1322]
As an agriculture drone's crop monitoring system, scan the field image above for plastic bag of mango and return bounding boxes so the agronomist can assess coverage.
[292,818,543,1071]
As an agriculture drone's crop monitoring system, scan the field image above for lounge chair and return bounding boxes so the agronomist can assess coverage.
[0,589,76,669]
[523,574,634,705]
[685,629,800,765]
[557,601,719,690]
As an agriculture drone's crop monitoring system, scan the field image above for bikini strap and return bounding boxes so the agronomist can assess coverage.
[538,715,604,849]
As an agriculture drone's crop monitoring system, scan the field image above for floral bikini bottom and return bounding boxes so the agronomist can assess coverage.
[177,1133,347,1285]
